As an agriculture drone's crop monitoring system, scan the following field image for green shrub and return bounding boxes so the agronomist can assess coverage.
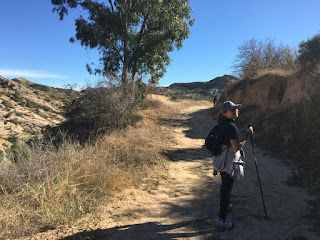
[2,100,11,108]
[11,90,21,102]
[0,78,8,87]
[29,83,50,92]
[7,135,18,144]
[170,94,190,101]
[50,94,57,99]
[0,150,4,162]
[171,95,178,101]
[8,118,19,125]
[24,129,39,135]
[4,112,12,118]
[15,111,23,117]
[6,140,31,164]
[298,33,320,69]
[26,100,37,108]
[26,100,51,112]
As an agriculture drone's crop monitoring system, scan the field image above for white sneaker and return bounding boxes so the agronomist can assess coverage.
[217,218,233,230]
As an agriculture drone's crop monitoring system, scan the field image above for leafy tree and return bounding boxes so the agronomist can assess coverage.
[52,0,194,91]
[298,33,320,69]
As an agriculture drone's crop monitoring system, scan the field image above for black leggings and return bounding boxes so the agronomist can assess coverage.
[213,98,217,105]
[219,171,234,219]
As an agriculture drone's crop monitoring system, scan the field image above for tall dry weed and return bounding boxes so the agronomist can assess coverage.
[255,69,296,78]
[0,96,173,239]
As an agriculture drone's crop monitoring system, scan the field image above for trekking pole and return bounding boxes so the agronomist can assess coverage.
[248,124,268,218]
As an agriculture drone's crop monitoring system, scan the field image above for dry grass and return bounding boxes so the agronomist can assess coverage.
[255,68,297,78]
[0,95,174,239]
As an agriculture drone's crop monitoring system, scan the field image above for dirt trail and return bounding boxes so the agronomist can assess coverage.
[22,97,318,240]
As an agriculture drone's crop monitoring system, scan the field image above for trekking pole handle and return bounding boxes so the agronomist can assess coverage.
[247,124,254,136]
[247,124,255,153]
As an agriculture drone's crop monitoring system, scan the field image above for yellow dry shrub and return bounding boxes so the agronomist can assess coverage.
[255,68,296,78]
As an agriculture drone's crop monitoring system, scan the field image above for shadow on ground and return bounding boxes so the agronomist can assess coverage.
[183,107,216,140]
[163,106,215,162]
[164,146,211,162]
[158,106,216,140]
[60,219,223,240]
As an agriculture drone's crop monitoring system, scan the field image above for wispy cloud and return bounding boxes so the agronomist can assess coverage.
[0,68,66,79]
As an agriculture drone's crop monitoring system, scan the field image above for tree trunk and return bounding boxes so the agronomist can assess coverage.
[131,73,136,93]
[122,0,130,91]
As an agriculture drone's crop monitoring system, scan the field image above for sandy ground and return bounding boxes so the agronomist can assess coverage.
[20,97,319,240]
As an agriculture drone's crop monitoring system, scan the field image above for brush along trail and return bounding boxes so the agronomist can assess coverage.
[20,95,318,240]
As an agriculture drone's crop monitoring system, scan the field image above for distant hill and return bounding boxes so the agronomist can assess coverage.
[0,75,77,152]
[169,74,238,92]
[157,75,239,98]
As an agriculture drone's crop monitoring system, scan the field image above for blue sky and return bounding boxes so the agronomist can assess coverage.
[1,0,320,88]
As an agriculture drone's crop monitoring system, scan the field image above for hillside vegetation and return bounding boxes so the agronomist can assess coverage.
[0,75,75,155]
